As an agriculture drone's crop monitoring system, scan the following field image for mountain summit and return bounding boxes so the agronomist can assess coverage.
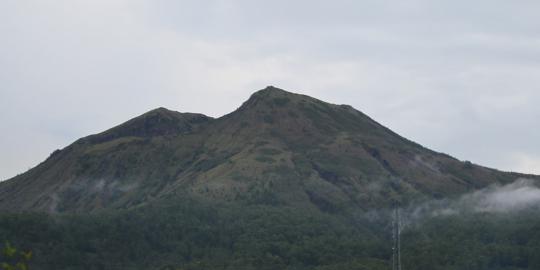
[0,87,535,213]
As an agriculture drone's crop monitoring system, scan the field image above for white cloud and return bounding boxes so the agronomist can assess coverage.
[472,179,540,212]
[405,179,540,227]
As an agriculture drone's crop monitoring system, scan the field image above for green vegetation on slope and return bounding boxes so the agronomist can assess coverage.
[0,87,534,213]
[1,87,539,269]
[1,198,540,270]
[0,197,390,270]
[402,209,540,270]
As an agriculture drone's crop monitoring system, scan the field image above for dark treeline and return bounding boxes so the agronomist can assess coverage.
[1,197,540,270]
[0,198,389,270]
[403,210,540,270]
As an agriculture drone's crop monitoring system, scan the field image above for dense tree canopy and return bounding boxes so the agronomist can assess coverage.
[1,197,539,270]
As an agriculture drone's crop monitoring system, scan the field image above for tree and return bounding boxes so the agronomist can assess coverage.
[1,242,31,270]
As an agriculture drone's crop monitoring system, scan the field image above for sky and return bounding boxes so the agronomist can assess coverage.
[1,0,540,180]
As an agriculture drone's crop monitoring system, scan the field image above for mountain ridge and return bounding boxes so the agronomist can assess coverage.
[0,86,537,213]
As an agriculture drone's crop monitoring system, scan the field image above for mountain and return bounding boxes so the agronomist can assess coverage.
[1,86,540,270]
[0,86,535,213]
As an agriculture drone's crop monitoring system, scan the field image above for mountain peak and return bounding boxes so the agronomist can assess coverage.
[236,86,318,114]
[248,86,298,102]
[145,106,176,115]
[256,85,289,95]
[85,108,212,144]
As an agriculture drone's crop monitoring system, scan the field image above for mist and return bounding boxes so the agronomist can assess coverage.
[403,178,540,227]
[465,178,540,213]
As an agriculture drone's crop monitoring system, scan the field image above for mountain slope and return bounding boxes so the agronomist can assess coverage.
[0,86,536,213]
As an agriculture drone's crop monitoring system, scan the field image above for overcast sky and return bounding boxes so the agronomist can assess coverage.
[1,0,540,180]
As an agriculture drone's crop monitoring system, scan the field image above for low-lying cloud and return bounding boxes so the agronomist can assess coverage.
[405,179,540,226]
[467,179,540,213]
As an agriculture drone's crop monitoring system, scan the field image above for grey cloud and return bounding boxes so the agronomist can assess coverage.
[1,1,540,180]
